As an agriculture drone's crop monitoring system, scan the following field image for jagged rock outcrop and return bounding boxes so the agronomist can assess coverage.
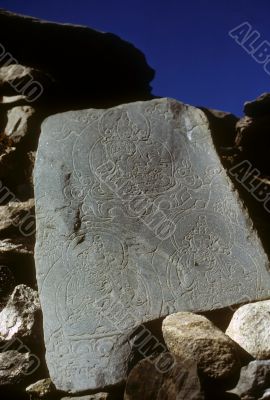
[0,9,154,108]
[244,93,270,118]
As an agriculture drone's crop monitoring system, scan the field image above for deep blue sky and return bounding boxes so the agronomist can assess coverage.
[1,0,269,116]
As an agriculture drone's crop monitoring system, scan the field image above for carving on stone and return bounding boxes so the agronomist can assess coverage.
[34,99,270,392]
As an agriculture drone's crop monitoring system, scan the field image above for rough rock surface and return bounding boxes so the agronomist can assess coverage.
[34,98,270,392]
[162,312,240,383]
[226,300,270,359]
[0,284,40,343]
[230,360,270,400]
[0,350,34,385]
[26,378,55,398]
[0,199,35,241]
[124,354,204,400]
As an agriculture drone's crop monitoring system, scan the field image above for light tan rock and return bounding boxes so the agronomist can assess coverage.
[26,378,55,398]
[162,312,240,382]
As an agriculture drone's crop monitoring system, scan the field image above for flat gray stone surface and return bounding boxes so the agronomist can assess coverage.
[34,98,270,392]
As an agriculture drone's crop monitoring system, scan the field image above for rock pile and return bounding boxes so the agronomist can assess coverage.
[0,7,270,400]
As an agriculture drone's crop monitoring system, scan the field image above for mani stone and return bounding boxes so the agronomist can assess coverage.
[34,98,270,393]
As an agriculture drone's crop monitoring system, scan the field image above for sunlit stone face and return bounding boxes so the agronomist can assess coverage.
[34,98,270,393]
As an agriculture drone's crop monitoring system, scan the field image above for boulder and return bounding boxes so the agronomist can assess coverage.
[0,9,154,106]
[124,354,204,400]
[34,98,270,392]
[226,300,270,359]
[162,312,240,385]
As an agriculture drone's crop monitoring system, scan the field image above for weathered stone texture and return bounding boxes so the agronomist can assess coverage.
[162,312,240,384]
[0,284,40,343]
[34,98,270,392]
[226,300,270,359]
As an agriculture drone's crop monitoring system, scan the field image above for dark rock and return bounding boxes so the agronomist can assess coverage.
[235,114,270,175]
[244,93,270,118]
[204,391,240,400]
[124,354,204,400]
[0,350,36,385]
[0,199,38,292]
[199,107,239,149]
[0,9,154,108]
[0,265,15,309]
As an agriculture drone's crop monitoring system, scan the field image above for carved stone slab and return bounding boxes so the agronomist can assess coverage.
[34,99,270,393]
